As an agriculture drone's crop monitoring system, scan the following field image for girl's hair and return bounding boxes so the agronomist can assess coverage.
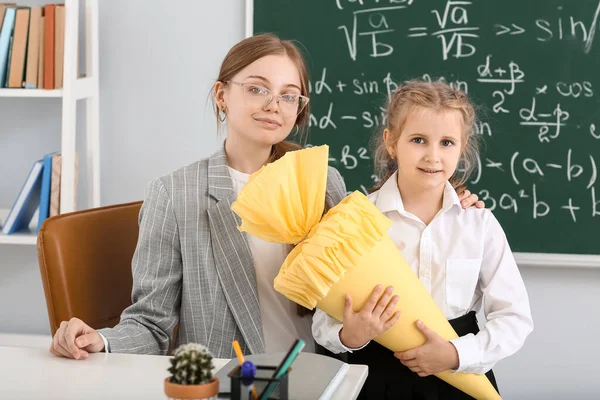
[212,33,310,163]
[372,79,479,192]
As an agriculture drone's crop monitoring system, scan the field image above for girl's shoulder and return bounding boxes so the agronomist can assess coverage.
[458,206,497,230]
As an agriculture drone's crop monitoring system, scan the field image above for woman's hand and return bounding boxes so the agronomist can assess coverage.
[49,317,104,360]
[458,189,484,209]
[339,285,401,349]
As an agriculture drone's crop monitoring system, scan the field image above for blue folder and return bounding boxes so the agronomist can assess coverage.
[37,153,58,231]
[2,159,44,235]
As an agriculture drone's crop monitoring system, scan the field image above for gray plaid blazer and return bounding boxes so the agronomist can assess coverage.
[98,147,347,358]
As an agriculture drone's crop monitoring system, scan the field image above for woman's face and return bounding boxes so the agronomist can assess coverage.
[216,55,305,148]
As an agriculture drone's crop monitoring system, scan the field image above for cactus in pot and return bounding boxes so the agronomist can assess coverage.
[164,343,219,399]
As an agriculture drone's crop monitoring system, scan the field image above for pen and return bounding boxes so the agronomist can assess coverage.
[259,339,305,400]
[233,340,258,400]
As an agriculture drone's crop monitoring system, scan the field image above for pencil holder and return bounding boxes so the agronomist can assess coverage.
[228,365,290,400]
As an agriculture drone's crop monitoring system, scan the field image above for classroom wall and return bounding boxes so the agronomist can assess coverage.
[0,1,598,399]
[0,0,240,330]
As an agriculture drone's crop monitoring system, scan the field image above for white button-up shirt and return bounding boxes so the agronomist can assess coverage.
[313,172,533,374]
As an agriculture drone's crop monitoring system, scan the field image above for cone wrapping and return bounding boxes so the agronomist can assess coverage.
[231,145,501,400]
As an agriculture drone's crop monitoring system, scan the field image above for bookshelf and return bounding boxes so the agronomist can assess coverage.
[0,0,100,246]
[0,88,62,97]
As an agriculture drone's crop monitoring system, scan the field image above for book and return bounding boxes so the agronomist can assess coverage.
[54,5,64,88]
[4,32,12,87]
[0,6,16,87]
[37,13,44,88]
[49,153,62,217]
[0,3,16,34]
[43,4,55,89]
[8,6,29,88]
[215,352,350,400]
[24,6,42,88]
[2,159,44,235]
[0,6,6,33]
[38,152,58,231]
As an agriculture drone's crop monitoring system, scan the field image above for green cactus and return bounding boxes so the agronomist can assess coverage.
[167,343,214,385]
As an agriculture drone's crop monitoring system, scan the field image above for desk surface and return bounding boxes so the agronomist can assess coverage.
[0,342,367,400]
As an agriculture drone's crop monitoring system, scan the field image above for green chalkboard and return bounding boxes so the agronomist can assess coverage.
[252,0,600,257]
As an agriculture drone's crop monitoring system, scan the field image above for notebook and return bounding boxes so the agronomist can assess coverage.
[215,351,349,400]
[2,159,44,234]
[0,7,16,87]
[38,152,59,231]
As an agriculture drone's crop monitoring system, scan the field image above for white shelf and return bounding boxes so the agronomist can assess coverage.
[0,89,63,98]
[0,209,37,245]
[0,231,37,245]
[0,77,95,99]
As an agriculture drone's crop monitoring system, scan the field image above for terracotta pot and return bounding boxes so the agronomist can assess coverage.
[164,377,219,399]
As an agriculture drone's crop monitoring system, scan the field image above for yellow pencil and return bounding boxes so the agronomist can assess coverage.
[232,340,258,400]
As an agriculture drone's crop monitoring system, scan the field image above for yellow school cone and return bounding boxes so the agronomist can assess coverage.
[231,145,501,400]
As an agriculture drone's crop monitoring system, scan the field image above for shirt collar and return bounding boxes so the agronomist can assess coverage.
[442,180,462,213]
[375,172,462,215]
[375,171,405,213]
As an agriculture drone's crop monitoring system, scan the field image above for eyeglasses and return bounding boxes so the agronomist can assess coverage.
[226,81,310,118]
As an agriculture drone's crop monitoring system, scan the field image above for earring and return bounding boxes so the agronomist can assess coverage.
[219,108,227,122]
[291,125,299,135]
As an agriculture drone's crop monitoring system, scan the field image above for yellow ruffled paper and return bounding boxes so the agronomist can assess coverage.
[231,145,501,400]
[232,145,327,244]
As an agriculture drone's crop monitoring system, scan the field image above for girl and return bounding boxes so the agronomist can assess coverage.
[313,80,533,399]
[49,36,483,361]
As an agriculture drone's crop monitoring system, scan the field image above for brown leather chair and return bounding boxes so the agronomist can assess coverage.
[37,201,142,335]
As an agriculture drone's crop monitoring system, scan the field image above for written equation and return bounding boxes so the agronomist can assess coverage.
[301,0,600,223]
[335,0,600,61]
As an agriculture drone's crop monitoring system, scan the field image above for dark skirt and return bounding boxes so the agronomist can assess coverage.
[347,311,499,400]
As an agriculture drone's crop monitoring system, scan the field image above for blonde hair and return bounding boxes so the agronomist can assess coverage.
[372,79,479,192]
[212,33,309,162]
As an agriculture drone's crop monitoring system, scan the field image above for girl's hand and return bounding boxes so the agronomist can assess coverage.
[339,285,401,349]
[394,320,459,377]
[458,189,484,209]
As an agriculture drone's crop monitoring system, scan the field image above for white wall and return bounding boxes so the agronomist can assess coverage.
[0,0,242,332]
[98,0,240,205]
[1,1,599,398]
[493,266,600,399]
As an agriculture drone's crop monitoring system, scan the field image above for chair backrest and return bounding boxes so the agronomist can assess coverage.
[37,201,143,335]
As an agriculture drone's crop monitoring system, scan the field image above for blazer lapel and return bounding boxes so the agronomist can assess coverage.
[206,149,265,354]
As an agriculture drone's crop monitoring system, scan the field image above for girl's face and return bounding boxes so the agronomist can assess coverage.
[385,106,464,194]
[216,55,305,148]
